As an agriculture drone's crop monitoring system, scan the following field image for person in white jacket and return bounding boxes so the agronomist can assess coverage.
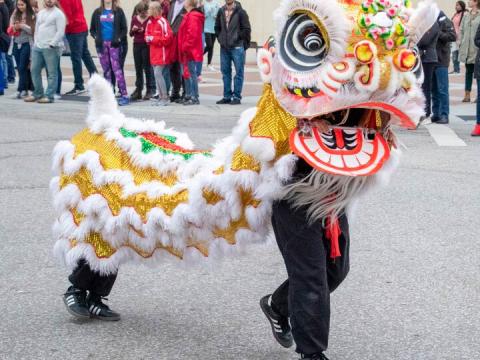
[24,0,65,103]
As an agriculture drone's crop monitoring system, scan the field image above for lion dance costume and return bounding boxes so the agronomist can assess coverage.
[51,0,438,280]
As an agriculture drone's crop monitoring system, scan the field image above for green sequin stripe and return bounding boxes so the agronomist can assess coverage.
[119,127,178,144]
[119,127,212,160]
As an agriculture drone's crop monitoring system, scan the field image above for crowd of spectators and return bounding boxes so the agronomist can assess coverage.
[0,0,251,107]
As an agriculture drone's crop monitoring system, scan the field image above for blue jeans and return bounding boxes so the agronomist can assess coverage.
[452,50,460,73]
[31,47,61,100]
[431,66,449,118]
[13,43,32,92]
[183,61,199,100]
[0,53,5,93]
[220,47,245,100]
[66,31,97,89]
[6,53,15,81]
[1,52,8,87]
[477,79,480,125]
[162,65,170,94]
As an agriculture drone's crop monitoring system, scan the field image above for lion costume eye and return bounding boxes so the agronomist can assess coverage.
[279,12,329,71]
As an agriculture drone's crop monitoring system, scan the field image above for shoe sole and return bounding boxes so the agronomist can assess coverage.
[62,297,90,319]
[89,313,121,321]
[259,296,293,348]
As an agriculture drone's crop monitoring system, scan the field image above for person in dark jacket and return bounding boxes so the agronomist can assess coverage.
[417,21,440,125]
[167,0,187,102]
[431,12,457,124]
[90,0,129,106]
[215,0,251,105]
[472,23,480,136]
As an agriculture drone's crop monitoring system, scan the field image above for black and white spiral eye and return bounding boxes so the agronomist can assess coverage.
[279,12,329,71]
[411,47,423,81]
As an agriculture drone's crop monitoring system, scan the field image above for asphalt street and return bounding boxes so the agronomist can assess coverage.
[0,92,479,360]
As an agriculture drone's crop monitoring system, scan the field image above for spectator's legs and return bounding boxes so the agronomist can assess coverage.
[97,44,113,85]
[133,43,144,92]
[80,32,98,75]
[452,50,460,73]
[6,53,15,82]
[231,47,246,101]
[13,43,31,92]
[182,64,192,100]
[477,78,480,125]
[43,47,60,100]
[31,48,46,99]
[0,54,5,94]
[421,62,435,118]
[57,57,62,96]
[1,53,8,86]
[153,65,168,101]
[463,63,474,102]
[66,33,85,90]
[204,33,215,66]
[109,45,127,97]
[431,68,440,119]
[170,61,182,100]
[435,66,449,118]
[188,61,199,100]
[220,47,233,101]
[162,65,170,95]
[143,45,155,94]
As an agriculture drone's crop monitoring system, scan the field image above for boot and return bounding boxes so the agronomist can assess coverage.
[143,90,154,101]
[462,91,471,103]
[471,124,480,136]
[130,88,142,101]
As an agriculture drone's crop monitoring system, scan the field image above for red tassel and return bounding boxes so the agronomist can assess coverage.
[325,216,342,259]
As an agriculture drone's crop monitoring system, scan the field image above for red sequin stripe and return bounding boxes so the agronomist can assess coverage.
[139,132,208,155]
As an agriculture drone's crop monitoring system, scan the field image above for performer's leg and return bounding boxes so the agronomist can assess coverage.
[272,199,330,356]
[326,214,350,293]
[64,259,120,321]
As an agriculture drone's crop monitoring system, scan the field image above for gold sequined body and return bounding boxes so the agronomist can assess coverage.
[53,85,295,269]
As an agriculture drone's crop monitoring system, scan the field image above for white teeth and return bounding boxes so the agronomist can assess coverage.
[363,142,374,154]
[343,129,358,135]
[323,140,335,147]
[316,150,331,163]
[356,152,370,165]
[343,154,360,168]
[330,155,344,168]
[304,137,320,153]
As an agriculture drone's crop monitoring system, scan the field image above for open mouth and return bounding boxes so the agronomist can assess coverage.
[289,108,393,176]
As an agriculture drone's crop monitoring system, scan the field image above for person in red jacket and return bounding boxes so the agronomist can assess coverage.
[59,0,98,95]
[177,0,204,105]
[145,0,173,106]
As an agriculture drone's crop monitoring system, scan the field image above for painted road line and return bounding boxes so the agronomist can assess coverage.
[424,124,467,147]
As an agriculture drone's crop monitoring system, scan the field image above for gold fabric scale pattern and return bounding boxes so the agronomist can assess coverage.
[230,147,261,172]
[248,84,297,159]
[72,129,178,187]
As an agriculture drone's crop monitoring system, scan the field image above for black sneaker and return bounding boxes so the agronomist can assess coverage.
[260,295,293,348]
[87,294,121,321]
[230,98,241,105]
[216,98,231,104]
[63,286,90,319]
[65,87,86,96]
[300,353,329,360]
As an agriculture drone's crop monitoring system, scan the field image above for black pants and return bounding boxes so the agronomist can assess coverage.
[421,62,436,117]
[204,33,216,65]
[69,259,117,297]
[133,43,154,92]
[270,199,350,355]
[169,61,184,98]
